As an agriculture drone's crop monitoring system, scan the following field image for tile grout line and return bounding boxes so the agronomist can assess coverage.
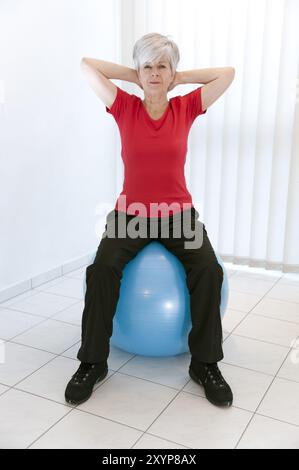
[2,272,297,365]
[224,331,298,349]
[1,268,298,448]
[222,274,285,346]
[233,328,297,448]
[128,375,197,449]
[23,352,190,449]
[223,274,287,449]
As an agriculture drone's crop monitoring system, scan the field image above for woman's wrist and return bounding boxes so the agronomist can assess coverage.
[176,71,184,86]
[131,69,143,88]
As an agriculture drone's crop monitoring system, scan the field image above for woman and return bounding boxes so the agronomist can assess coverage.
[65,33,235,408]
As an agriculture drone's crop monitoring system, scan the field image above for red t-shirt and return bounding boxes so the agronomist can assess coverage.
[106,85,207,217]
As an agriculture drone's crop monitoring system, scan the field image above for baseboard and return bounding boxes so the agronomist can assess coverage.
[0,251,96,304]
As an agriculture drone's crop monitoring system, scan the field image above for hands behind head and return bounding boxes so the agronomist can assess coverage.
[168,71,180,92]
[135,71,144,90]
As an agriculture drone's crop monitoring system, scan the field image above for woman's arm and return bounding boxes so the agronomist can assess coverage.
[171,67,235,111]
[178,67,234,85]
[81,58,141,87]
[168,66,234,91]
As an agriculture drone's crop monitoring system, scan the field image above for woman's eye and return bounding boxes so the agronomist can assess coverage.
[145,65,165,69]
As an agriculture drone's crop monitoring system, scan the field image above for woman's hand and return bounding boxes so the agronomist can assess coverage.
[134,70,144,90]
[168,71,181,92]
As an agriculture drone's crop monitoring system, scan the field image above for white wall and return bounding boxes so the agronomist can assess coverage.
[0,0,120,292]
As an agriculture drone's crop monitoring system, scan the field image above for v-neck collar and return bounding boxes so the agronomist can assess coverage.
[140,98,172,123]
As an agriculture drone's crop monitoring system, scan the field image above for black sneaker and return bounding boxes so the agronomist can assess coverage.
[189,359,233,407]
[65,361,108,405]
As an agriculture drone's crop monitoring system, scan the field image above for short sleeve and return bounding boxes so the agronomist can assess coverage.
[105,85,131,122]
[183,86,207,121]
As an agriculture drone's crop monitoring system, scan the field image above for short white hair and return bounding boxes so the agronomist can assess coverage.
[133,32,180,74]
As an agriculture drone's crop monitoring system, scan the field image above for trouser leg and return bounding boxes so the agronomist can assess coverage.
[158,207,224,363]
[77,210,152,363]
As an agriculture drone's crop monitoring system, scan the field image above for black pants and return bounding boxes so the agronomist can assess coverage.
[77,207,224,364]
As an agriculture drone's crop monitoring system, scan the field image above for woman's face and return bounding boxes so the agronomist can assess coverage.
[138,57,175,97]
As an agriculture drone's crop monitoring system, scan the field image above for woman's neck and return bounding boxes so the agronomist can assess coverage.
[143,95,168,110]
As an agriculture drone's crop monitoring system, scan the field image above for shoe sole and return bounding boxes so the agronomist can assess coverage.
[65,367,109,406]
[189,367,233,407]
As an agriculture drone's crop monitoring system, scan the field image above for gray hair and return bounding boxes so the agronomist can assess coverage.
[133,32,180,74]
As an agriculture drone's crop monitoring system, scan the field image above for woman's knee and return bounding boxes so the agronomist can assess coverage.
[207,260,224,277]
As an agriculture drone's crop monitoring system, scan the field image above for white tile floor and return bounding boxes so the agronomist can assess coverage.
[0,264,299,449]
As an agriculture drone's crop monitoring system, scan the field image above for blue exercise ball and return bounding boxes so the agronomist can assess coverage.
[82,241,229,357]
